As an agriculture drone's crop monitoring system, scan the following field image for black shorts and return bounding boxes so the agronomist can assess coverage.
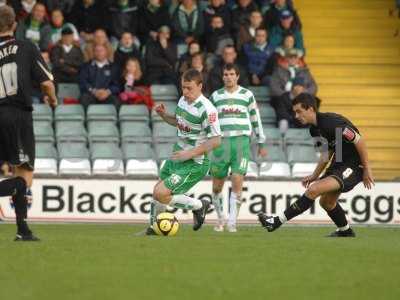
[0,105,35,170]
[321,163,363,193]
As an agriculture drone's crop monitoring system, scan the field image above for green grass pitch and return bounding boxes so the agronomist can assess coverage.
[1,224,399,300]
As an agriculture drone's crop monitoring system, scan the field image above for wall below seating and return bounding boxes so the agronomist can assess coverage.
[1,179,399,225]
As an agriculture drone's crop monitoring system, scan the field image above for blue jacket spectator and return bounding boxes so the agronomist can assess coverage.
[269,9,304,52]
[241,27,275,85]
[79,44,120,108]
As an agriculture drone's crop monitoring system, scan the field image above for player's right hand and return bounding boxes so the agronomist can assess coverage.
[43,96,58,108]
[301,174,317,188]
[155,103,166,116]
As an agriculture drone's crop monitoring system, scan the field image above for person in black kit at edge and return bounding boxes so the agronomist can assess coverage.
[0,5,58,241]
[258,93,374,237]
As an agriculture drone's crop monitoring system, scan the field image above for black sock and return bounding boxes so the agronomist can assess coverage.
[326,203,348,229]
[0,177,30,235]
[284,194,314,221]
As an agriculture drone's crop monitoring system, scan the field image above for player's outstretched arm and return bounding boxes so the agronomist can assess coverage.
[40,80,58,108]
[155,103,177,126]
[302,150,332,188]
[171,136,221,161]
[354,137,374,189]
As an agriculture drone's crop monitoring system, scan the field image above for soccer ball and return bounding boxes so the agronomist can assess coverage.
[153,212,180,236]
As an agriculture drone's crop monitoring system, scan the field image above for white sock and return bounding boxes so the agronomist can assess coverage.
[169,194,202,211]
[278,213,287,224]
[212,192,224,223]
[149,200,167,226]
[338,224,350,231]
[236,198,243,218]
[228,192,238,226]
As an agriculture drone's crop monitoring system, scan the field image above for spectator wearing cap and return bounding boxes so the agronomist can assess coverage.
[50,27,84,84]
[137,0,171,45]
[208,45,249,92]
[114,32,142,72]
[79,44,121,108]
[269,9,304,51]
[236,9,263,52]
[49,9,79,48]
[270,49,317,133]
[241,27,275,86]
[15,2,52,51]
[105,0,139,41]
[171,0,205,45]
[231,0,259,34]
[263,0,301,30]
[204,0,232,33]
[145,25,178,85]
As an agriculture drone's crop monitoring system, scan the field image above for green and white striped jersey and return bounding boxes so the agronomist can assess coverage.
[174,94,221,163]
[209,86,266,144]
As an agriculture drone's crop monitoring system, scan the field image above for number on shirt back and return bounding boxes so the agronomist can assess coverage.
[0,62,18,99]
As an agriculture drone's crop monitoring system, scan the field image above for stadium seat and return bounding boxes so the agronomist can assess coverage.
[257,145,291,177]
[248,86,270,102]
[150,84,179,101]
[287,145,318,178]
[119,105,150,122]
[246,161,259,178]
[154,143,174,161]
[34,122,55,143]
[151,102,177,122]
[153,122,177,143]
[291,162,318,178]
[259,162,291,178]
[258,104,276,125]
[287,145,318,164]
[91,143,124,176]
[87,104,118,124]
[122,143,158,177]
[284,129,314,146]
[34,143,58,175]
[32,104,53,123]
[58,142,91,175]
[57,83,81,101]
[54,104,85,123]
[88,122,119,144]
[263,128,283,145]
[120,122,152,143]
[55,122,87,143]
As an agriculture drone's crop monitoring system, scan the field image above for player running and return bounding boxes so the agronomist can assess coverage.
[0,6,58,241]
[145,69,221,235]
[258,93,374,237]
[209,63,267,232]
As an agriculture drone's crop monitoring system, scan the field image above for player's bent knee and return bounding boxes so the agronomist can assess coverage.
[153,184,171,204]
[305,185,321,199]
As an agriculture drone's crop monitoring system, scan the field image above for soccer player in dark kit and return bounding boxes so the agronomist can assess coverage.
[0,5,58,241]
[258,93,374,237]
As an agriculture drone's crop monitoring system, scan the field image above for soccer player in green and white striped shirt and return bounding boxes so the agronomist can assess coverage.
[145,69,222,235]
[209,63,267,232]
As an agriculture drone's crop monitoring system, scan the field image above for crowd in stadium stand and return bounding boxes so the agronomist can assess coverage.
[2,0,318,132]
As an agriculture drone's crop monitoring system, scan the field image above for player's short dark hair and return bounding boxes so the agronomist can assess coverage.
[292,93,318,111]
[0,5,15,33]
[223,63,240,76]
[182,68,203,85]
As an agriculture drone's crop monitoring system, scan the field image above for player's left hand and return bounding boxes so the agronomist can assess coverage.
[171,150,193,162]
[258,147,268,158]
[363,166,374,189]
